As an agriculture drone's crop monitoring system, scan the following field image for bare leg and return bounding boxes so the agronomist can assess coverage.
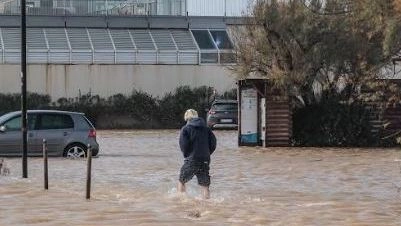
[178,181,186,193]
[201,186,210,199]
[0,159,3,174]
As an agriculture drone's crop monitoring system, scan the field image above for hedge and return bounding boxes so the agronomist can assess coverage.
[0,86,237,129]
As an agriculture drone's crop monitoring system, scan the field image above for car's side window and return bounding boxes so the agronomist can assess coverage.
[38,114,74,130]
[3,116,21,131]
[2,114,39,131]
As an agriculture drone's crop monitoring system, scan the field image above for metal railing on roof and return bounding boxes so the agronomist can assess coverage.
[0,0,252,17]
[0,27,234,65]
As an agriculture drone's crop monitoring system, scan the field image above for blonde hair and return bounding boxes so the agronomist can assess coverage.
[184,109,198,121]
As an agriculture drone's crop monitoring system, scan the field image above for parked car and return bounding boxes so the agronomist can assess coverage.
[206,99,238,129]
[0,110,99,158]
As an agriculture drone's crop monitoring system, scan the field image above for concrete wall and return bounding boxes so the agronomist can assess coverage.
[0,64,237,100]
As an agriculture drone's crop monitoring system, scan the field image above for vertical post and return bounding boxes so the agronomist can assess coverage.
[185,0,188,16]
[43,139,48,190]
[21,0,28,178]
[86,144,92,199]
[238,81,241,146]
[105,0,108,16]
[224,0,227,17]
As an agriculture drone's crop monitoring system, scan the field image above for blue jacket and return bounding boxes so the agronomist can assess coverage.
[179,117,217,162]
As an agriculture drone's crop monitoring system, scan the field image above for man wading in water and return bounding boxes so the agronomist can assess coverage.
[178,109,217,199]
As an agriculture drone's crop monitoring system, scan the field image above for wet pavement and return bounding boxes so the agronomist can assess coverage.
[0,130,401,225]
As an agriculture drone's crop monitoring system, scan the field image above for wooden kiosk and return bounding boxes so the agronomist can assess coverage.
[238,79,292,147]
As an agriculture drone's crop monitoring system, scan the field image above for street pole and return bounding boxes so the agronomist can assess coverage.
[86,144,92,199]
[21,0,28,178]
[224,0,227,17]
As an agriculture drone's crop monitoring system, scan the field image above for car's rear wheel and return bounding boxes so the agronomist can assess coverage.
[64,143,87,158]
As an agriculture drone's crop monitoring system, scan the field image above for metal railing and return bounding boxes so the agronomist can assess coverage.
[0,0,252,17]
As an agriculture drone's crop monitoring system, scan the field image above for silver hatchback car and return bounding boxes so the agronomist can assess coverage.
[0,110,99,157]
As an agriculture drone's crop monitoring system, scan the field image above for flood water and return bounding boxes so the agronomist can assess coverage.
[1,130,401,225]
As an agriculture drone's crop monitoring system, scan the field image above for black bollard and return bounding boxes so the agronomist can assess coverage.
[86,144,92,199]
[43,139,48,190]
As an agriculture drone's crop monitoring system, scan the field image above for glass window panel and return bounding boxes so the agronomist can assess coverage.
[201,52,218,63]
[3,116,21,131]
[192,30,216,49]
[2,114,38,131]
[38,114,74,130]
[4,114,37,130]
[210,30,233,49]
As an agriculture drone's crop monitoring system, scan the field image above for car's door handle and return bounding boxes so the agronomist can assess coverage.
[63,132,68,136]
[28,133,34,138]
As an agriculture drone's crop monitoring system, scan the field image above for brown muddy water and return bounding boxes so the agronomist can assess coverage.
[1,130,401,226]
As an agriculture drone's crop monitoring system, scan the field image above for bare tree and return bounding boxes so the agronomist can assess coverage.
[232,0,401,106]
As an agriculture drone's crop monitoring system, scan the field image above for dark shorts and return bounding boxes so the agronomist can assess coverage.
[179,160,210,186]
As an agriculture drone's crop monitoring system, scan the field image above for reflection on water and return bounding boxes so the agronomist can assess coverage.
[1,130,401,225]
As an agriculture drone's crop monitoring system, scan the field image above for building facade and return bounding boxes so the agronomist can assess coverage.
[0,0,253,100]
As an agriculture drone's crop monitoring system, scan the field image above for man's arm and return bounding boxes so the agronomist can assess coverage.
[179,128,190,157]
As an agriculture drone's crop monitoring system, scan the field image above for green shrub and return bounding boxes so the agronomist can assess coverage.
[0,86,219,129]
[0,93,51,115]
[158,86,214,128]
[0,86,236,129]
[292,99,378,147]
[219,88,237,100]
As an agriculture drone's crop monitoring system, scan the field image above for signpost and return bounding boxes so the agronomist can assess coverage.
[21,0,28,178]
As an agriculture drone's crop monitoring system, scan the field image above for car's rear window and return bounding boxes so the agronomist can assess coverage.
[212,103,238,111]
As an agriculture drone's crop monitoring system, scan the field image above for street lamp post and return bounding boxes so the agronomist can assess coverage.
[21,0,28,178]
